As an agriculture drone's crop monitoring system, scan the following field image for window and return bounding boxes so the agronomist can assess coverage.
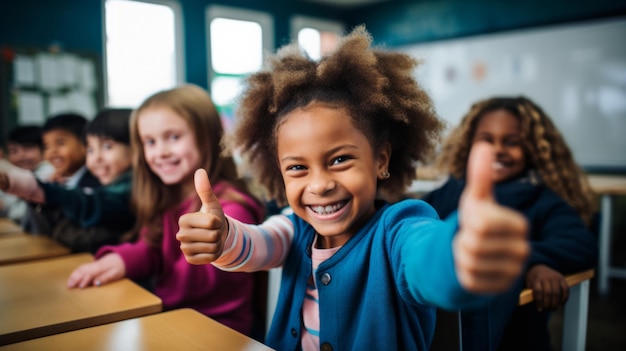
[291,16,344,60]
[206,6,273,131]
[104,0,184,107]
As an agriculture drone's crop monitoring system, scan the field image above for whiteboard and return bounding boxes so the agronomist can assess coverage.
[399,17,626,172]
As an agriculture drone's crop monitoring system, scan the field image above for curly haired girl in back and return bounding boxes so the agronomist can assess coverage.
[177,26,530,350]
[424,96,598,351]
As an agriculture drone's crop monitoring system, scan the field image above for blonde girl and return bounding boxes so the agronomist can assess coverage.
[67,85,265,337]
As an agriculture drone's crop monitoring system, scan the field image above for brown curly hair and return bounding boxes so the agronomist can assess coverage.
[436,96,596,225]
[226,25,444,206]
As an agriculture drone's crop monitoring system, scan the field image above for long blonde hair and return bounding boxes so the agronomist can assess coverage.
[129,84,260,247]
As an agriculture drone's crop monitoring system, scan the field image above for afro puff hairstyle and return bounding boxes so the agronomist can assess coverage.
[227,25,444,206]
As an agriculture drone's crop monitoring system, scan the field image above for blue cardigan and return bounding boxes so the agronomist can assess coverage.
[266,199,493,351]
[422,174,598,351]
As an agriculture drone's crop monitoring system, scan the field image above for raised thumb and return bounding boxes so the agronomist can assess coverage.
[195,168,218,213]
[464,142,495,202]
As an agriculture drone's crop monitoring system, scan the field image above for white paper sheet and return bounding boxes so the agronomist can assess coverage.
[17,91,45,124]
[13,55,36,87]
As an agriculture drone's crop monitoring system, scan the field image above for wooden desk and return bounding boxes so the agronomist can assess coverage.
[587,175,626,295]
[0,218,21,234]
[0,234,70,266]
[0,308,273,351]
[519,269,594,351]
[0,253,162,346]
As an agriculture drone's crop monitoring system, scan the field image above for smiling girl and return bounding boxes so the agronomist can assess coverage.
[66,85,265,338]
[423,96,598,351]
[177,27,530,350]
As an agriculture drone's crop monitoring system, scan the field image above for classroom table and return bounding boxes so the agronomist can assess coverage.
[0,233,71,266]
[518,269,594,351]
[0,253,162,346]
[0,308,274,351]
[0,218,21,234]
[587,175,626,295]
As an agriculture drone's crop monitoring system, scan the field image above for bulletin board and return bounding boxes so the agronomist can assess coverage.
[0,45,104,146]
[399,16,626,173]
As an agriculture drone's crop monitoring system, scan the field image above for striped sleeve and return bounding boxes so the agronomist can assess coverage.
[212,214,294,272]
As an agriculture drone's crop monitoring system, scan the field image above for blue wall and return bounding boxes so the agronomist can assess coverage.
[346,0,626,46]
[1,0,625,88]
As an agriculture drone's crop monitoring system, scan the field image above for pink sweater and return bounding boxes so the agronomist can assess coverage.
[96,181,264,336]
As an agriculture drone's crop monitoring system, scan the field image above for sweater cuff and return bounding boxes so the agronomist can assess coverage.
[96,242,154,279]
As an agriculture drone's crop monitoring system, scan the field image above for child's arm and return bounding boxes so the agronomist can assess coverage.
[38,177,133,227]
[0,159,45,203]
[177,169,293,270]
[452,142,529,293]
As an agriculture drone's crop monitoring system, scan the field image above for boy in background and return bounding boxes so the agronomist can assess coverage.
[0,126,53,223]
[22,113,100,234]
[42,113,99,188]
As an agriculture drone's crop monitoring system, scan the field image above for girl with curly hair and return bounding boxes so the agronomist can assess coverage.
[177,26,530,350]
[423,96,598,351]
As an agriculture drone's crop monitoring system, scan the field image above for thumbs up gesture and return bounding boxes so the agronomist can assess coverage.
[454,142,529,293]
[177,169,228,265]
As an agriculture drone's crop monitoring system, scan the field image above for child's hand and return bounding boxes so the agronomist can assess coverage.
[454,142,529,293]
[526,264,569,311]
[176,169,228,265]
[0,172,8,191]
[66,253,125,288]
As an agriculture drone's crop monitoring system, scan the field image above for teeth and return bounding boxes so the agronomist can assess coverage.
[312,202,344,215]
[493,161,505,170]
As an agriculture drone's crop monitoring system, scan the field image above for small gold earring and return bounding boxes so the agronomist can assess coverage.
[381,170,390,179]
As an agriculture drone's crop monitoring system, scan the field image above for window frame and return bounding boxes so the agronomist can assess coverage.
[205,5,274,85]
[290,15,345,59]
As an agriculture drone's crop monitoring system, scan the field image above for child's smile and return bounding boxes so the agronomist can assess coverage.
[277,102,390,249]
[472,109,526,183]
[43,129,87,178]
[86,136,131,185]
[309,201,348,216]
[138,107,201,190]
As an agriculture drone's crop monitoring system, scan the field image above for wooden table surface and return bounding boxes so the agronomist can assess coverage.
[0,218,22,234]
[0,234,70,266]
[0,308,274,351]
[587,174,626,195]
[0,253,162,346]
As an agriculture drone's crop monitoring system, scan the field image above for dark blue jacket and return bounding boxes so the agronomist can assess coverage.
[422,174,598,351]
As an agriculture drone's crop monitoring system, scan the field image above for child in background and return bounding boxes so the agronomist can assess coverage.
[67,85,266,338]
[41,113,100,188]
[20,113,100,234]
[176,26,529,351]
[422,96,598,351]
[6,126,54,177]
[0,109,135,252]
[0,126,54,223]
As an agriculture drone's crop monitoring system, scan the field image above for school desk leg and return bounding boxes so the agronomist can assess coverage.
[598,195,612,295]
[562,279,590,351]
